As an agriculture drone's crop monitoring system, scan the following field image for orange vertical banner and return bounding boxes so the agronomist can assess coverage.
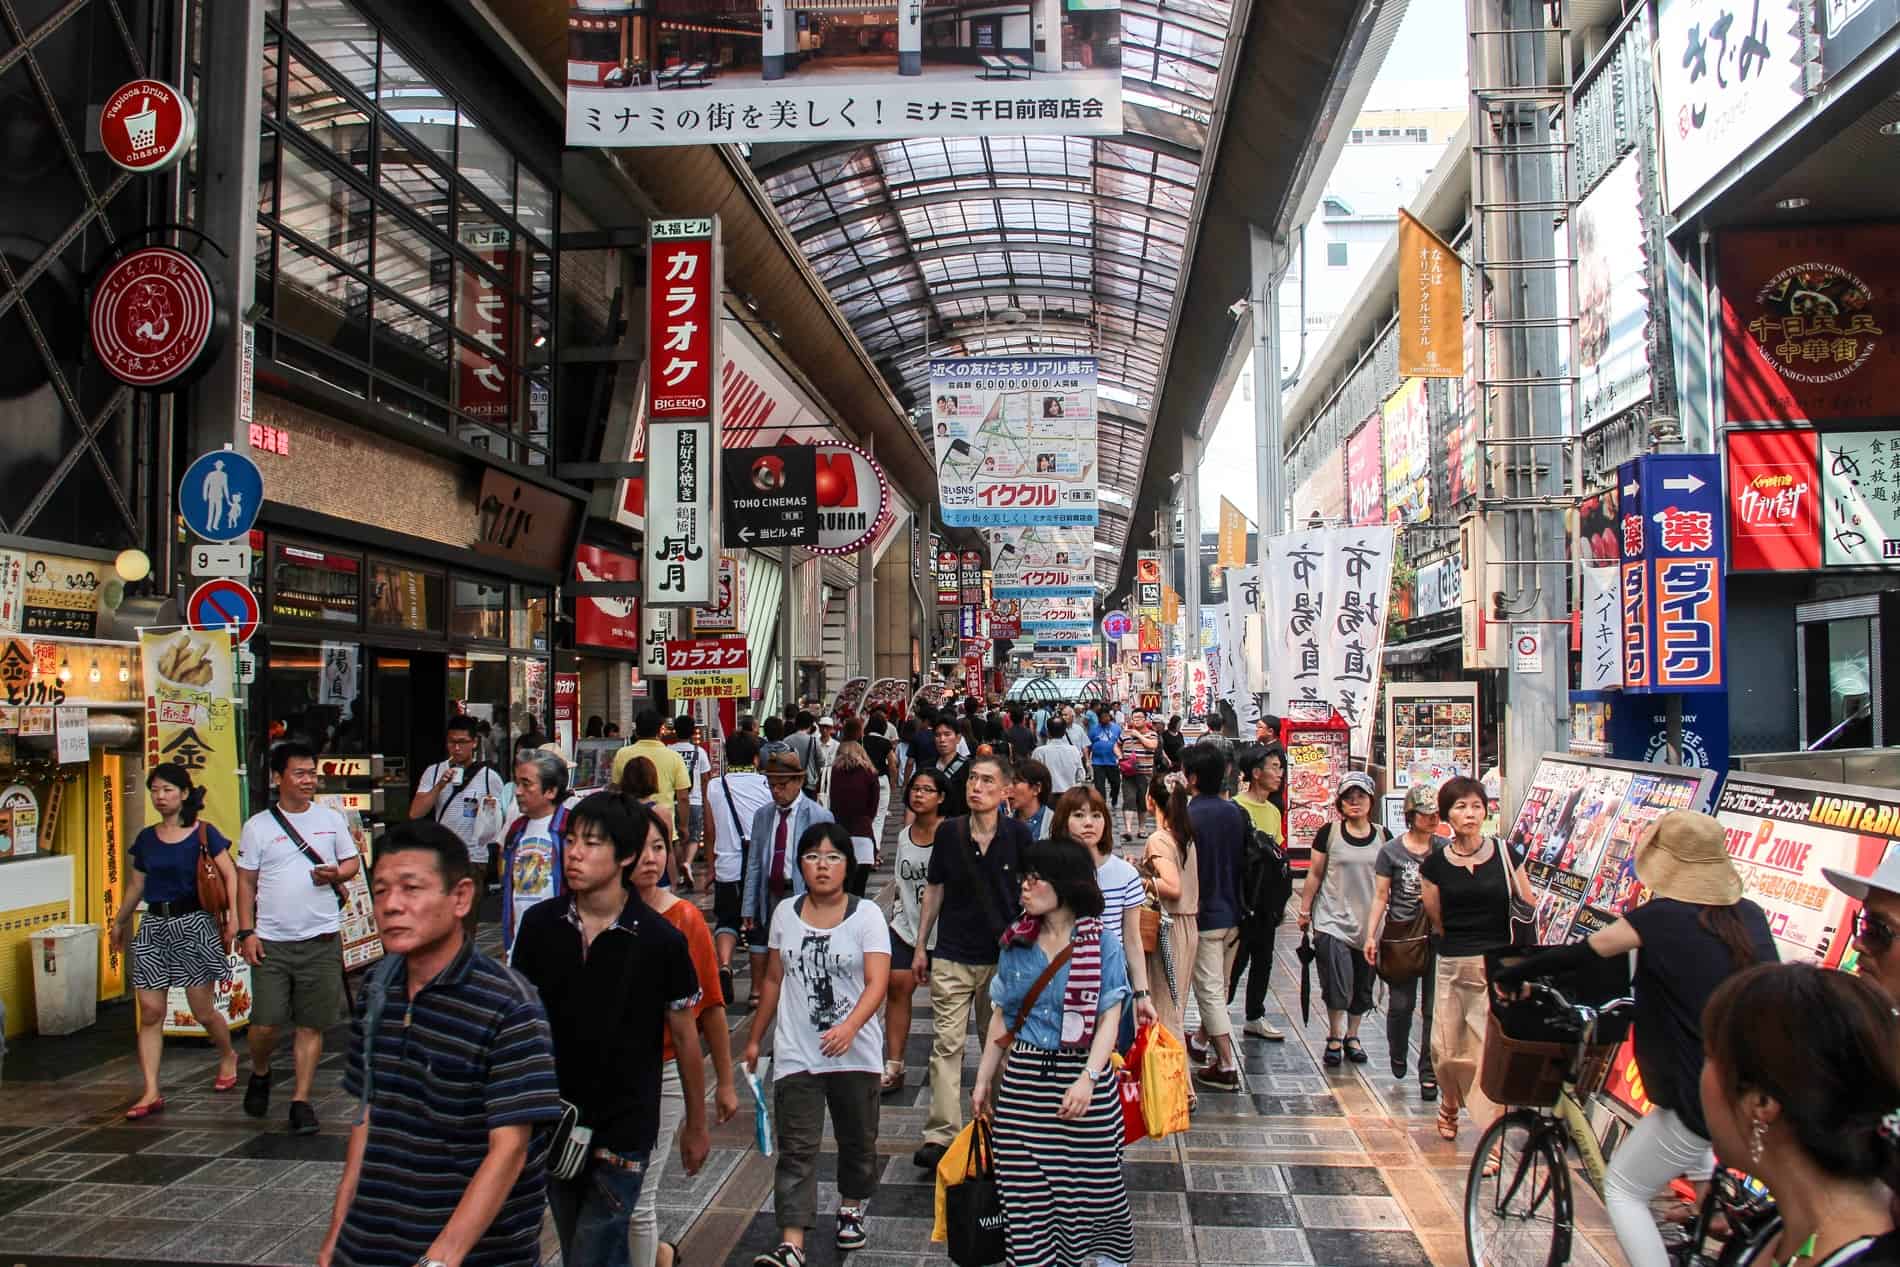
[1217,496,1248,568]
[1398,209,1464,378]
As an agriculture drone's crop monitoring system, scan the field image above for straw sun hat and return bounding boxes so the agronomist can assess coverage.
[1633,810,1744,906]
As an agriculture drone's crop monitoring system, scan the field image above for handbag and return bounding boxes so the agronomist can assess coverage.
[544,1100,595,1181]
[1137,1023,1191,1139]
[1135,857,1161,954]
[944,1118,1007,1267]
[1117,746,1138,777]
[1496,836,1538,947]
[192,823,233,952]
[1374,906,1432,986]
[1116,1049,1147,1145]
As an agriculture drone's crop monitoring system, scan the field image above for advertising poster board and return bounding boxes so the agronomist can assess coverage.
[1574,154,1651,431]
[1381,377,1431,525]
[1282,715,1351,871]
[988,525,1094,598]
[1711,771,1900,969]
[931,357,1098,527]
[1346,414,1384,526]
[1382,682,1479,791]
[1505,754,1716,945]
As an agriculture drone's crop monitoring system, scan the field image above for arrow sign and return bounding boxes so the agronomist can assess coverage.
[1622,481,1639,497]
[1661,474,1705,493]
[187,578,261,644]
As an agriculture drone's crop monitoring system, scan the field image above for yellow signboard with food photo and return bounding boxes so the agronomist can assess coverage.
[139,627,241,840]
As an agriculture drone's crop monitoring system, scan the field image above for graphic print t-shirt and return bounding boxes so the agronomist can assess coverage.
[767,896,891,1079]
[507,813,560,948]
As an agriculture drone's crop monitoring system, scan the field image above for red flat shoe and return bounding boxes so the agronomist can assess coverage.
[212,1072,238,1092]
[125,1098,165,1120]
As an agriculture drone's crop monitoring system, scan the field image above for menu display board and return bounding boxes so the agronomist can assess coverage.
[1711,771,1900,969]
[1383,682,1478,790]
[1505,754,1716,944]
[1282,716,1351,871]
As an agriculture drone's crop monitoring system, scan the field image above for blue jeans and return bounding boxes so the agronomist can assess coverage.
[548,1148,649,1267]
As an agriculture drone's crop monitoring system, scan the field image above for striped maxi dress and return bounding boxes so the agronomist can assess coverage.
[990,1044,1136,1264]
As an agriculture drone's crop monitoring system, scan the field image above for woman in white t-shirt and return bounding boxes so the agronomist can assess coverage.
[1050,786,1158,1046]
[742,822,890,1267]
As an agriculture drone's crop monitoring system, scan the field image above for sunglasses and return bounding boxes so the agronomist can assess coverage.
[1856,907,1897,952]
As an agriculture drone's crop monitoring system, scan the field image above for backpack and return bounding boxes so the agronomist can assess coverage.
[1240,814,1293,925]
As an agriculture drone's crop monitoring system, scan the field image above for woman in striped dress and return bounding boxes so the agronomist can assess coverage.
[109,762,239,1118]
[973,838,1135,1267]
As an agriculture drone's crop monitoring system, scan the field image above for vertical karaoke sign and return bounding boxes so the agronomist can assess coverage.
[644,218,722,608]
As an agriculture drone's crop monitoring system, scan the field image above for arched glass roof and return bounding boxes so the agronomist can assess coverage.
[753,0,1237,581]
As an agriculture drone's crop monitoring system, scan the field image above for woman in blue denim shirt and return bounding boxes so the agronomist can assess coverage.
[972,839,1135,1267]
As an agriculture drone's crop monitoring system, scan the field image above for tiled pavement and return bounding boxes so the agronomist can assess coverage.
[0,822,1633,1267]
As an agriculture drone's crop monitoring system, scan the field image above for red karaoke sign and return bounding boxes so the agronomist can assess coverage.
[457,225,515,421]
[90,246,218,388]
[99,79,196,173]
[646,218,720,420]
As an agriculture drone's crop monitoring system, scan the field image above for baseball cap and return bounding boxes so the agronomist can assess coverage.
[1404,783,1438,818]
[1336,771,1376,804]
[1824,850,1900,904]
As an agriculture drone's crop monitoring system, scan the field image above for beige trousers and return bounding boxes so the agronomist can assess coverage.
[924,958,996,1146]
[1431,952,1501,1129]
[1191,925,1239,1039]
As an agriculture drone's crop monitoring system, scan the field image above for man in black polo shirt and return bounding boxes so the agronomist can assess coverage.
[512,792,710,1267]
[910,752,1027,1169]
[321,820,561,1267]
[931,717,971,818]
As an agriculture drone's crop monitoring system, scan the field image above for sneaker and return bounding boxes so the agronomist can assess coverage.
[913,1141,947,1170]
[1392,1057,1409,1079]
[720,966,735,1008]
[753,1243,807,1267]
[1193,1064,1241,1093]
[836,1204,869,1251]
[1243,1018,1285,1042]
[243,1071,272,1119]
[289,1099,319,1135]
[1185,1034,1212,1066]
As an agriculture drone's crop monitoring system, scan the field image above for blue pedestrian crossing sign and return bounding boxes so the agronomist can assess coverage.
[179,448,263,542]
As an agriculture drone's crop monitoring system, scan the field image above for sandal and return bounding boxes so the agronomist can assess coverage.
[1482,1145,1502,1178]
[880,1060,906,1095]
[1342,1037,1368,1064]
[125,1097,165,1120]
[1436,1103,1459,1140]
[1323,1038,1344,1068]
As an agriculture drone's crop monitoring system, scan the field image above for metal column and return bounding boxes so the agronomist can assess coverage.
[780,545,796,715]
[1182,428,1202,706]
[1250,224,1287,539]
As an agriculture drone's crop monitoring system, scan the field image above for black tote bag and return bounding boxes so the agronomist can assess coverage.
[946,1118,1008,1266]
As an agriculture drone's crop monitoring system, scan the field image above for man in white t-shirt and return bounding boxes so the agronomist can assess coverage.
[501,749,571,956]
[409,715,514,936]
[816,717,840,800]
[1032,718,1087,794]
[236,742,361,1136]
[668,714,712,890]
[704,732,772,1008]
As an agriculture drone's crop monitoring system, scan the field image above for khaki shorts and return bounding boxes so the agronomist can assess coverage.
[250,934,344,1029]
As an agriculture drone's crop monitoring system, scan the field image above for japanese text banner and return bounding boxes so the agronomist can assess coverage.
[1397,210,1463,378]
[931,357,1098,527]
[988,526,1094,598]
[141,628,241,844]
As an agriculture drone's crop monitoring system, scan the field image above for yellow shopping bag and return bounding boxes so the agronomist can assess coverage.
[1139,1024,1191,1139]
[930,1119,980,1243]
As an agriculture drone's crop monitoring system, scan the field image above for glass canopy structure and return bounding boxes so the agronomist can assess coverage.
[752,0,1235,583]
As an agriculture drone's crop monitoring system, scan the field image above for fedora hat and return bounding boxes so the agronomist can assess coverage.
[1634,810,1744,906]
[1822,849,1900,904]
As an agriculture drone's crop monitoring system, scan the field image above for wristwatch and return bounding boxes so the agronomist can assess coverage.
[1083,1064,1108,1083]
[1132,990,1150,999]
[414,1258,449,1267]
[235,929,255,942]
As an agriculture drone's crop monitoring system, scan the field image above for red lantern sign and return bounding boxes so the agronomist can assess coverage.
[99,79,197,174]
[90,246,218,389]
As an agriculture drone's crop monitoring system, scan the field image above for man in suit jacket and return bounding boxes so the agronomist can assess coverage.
[740,747,835,991]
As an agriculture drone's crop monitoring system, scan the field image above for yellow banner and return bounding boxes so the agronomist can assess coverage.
[1217,497,1248,568]
[1162,587,1180,627]
[1398,209,1464,378]
[674,672,749,700]
[89,755,126,997]
[140,628,242,843]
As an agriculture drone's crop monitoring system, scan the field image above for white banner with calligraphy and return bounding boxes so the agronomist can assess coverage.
[1317,526,1395,758]
[1264,529,1328,716]
[645,420,716,607]
[1581,563,1625,691]
[931,356,1098,527]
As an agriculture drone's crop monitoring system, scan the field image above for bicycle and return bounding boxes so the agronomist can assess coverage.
[1465,979,1779,1267]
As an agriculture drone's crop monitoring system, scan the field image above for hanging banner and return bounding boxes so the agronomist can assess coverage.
[1382,377,1432,524]
[1397,209,1464,378]
[958,550,985,604]
[1580,562,1624,692]
[646,218,721,422]
[692,554,745,634]
[1654,0,1808,214]
[1447,312,1481,508]
[1720,224,1900,425]
[1574,154,1652,432]
[644,420,716,607]
[931,356,1098,526]
[1315,524,1396,758]
[666,636,750,700]
[935,549,959,607]
[989,526,1094,598]
[639,604,679,680]
[140,627,241,843]
[1217,497,1249,568]
[1346,414,1384,526]
[1264,527,1329,716]
[574,543,640,652]
[1725,428,1821,571]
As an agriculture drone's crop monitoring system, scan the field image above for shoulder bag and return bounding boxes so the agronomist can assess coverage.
[1495,835,1538,947]
[193,823,234,951]
[1134,851,1163,954]
[1374,841,1433,986]
[271,806,348,911]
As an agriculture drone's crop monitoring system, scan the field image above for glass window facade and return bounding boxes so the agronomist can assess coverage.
[258,0,557,465]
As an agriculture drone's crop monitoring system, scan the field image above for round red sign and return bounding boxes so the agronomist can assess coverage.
[99,79,196,173]
[809,440,891,556]
[90,247,218,388]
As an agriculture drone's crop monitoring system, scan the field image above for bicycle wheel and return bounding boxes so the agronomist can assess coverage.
[1466,1110,1574,1267]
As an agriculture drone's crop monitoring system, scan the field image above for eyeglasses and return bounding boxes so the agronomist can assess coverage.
[1857,907,1897,952]
[803,852,850,865]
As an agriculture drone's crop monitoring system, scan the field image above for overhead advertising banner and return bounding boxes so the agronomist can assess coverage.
[1447,313,1480,507]
[646,218,721,421]
[574,543,640,652]
[645,420,716,607]
[1726,428,1821,571]
[1617,453,1727,693]
[666,636,750,700]
[723,444,819,548]
[1820,428,1900,565]
[1712,771,1900,969]
[935,549,959,607]
[1134,551,1162,612]
[566,10,1121,148]
[989,526,1093,599]
[809,441,890,556]
[1217,497,1249,567]
[1721,225,1900,425]
[1382,378,1431,524]
[1654,0,1808,214]
[1396,210,1463,378]
[958,550,984,605]
[1574,154,1651,432]
[931,356,1098,526]
[639,603,680,680]
[1291,447,1345,529]
[1346,413,1384,526]
[692,554,745,635]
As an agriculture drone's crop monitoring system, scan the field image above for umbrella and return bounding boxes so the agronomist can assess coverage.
[1296,930,1317,1025]
[1157,911,1180,1005]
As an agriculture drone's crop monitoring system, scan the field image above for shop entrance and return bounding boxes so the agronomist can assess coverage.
[366,650,447,803]
[1796,595,1889,750]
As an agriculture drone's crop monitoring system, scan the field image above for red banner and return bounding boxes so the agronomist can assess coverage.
[1721,225,1900,423]
[457,226,514,420]
[574,544,639,652]
[1346,415,1384,526]
[647,224,717,419]
[1726,429,1820,571]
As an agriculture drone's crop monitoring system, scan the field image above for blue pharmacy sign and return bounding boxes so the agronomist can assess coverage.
[179,448,263,542]
[1616,453,1726,695]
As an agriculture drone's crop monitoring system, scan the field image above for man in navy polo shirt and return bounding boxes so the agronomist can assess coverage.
[321,820,561,1267]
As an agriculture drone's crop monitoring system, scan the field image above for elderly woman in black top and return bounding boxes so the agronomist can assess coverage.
[110,762,239,1117]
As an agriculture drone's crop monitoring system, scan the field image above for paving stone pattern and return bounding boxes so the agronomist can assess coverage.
[0,813,1632,1266]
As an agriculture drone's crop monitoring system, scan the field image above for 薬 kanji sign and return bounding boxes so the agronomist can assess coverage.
[664,636,749,700]
[1617,453,1726,694]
